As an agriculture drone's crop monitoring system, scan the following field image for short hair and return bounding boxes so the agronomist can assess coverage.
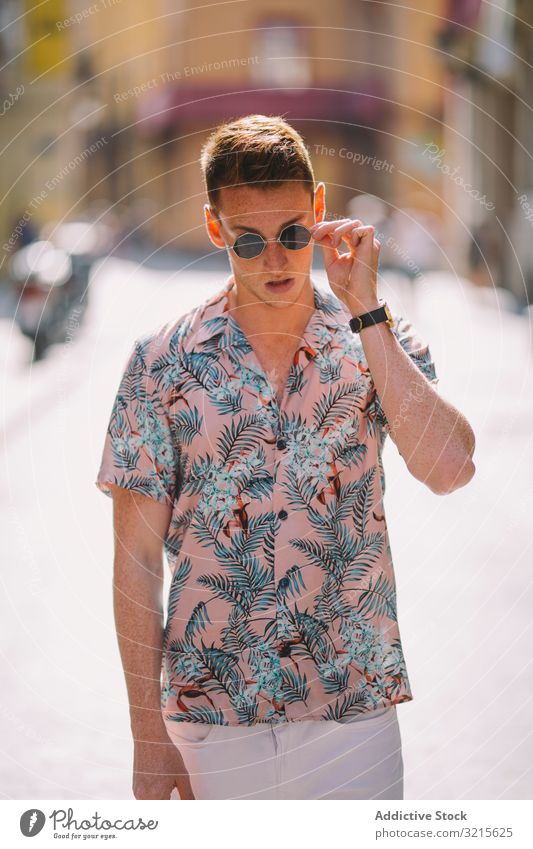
[200,114,315,215]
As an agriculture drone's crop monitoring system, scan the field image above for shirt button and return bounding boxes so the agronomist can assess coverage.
[276,438,287,450]
[279,576,290,590]
[278,509,288,520]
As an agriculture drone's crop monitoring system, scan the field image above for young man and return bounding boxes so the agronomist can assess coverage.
[96,114,476,800]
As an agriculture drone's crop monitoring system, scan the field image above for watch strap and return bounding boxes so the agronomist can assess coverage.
[349,303,393,333]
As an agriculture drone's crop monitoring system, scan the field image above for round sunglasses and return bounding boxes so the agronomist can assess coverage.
[231,223,313,259]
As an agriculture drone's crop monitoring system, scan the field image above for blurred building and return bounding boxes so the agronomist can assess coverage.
[84,0,400,251]
[2,0,530,304]
[85,0,456,254]
[436,0,532,303]
[0,1,108,255]
[0,0,457,260]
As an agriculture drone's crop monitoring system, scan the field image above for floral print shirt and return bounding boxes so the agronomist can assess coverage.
[96,277,438,727]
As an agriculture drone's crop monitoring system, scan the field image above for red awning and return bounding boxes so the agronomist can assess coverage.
[446,0,482,28]
[136,82,389,137]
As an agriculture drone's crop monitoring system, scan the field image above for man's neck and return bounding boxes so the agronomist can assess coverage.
[226,276,316,346]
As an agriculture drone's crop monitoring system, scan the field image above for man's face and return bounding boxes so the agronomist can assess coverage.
[205,181,325,307]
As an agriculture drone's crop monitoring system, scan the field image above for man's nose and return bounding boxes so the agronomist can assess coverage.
[262,238,288,269]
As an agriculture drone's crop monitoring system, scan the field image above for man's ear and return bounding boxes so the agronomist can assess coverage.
[204,203,225,248]
[314,181,326,224]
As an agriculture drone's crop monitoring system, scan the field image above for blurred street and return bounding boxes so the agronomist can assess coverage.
[1,258,532,800]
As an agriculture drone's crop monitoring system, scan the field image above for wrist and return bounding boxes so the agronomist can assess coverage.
[132,724,170,745]
[348,297,382,316]
[130,707,168,741]
[348,298,394,335]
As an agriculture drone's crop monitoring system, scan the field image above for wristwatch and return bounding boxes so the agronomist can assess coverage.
[349,301,394,334]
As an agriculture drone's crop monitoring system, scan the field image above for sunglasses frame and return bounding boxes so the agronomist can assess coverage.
[230,223,314,260]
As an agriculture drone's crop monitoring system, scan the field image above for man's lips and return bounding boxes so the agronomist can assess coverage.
[265,277,294,286]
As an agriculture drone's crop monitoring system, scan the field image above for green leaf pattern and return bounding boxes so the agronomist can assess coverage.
[96,281,437,726]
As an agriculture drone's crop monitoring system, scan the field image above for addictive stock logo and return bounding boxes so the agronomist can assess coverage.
[20,809,46,836]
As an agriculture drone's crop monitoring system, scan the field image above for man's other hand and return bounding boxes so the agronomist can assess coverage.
[133,736,195,800]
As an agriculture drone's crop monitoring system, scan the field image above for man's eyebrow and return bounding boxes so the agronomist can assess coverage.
[231,213,307,234]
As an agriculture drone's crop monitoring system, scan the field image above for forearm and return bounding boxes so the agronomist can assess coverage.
[113,556,167,742]
[360,320,476,492]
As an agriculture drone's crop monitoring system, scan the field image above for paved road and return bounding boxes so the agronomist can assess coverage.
[1,259,532,799]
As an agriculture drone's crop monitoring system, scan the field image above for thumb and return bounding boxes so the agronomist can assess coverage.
[315,233,340,273]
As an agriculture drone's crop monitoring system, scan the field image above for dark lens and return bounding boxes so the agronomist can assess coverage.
[233,232,265,259]
[280,224,312,251]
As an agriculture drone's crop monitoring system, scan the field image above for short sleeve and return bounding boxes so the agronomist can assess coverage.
[95,338,177,505]
[374,314,439,436]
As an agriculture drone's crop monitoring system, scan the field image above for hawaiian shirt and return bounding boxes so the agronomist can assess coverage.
[96,276,438,727]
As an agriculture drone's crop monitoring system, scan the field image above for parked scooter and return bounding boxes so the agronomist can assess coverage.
[9,240,73,361]
[45,220,114,318]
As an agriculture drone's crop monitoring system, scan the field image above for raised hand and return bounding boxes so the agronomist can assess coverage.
[310,218,381,315]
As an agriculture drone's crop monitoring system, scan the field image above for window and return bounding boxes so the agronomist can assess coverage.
[251,18,312,87]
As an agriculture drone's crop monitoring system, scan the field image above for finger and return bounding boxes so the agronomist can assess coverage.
[313,220,370,253]
[312,223,363,259]
[326,219,365,248]
[314,232,341,273]
[342,225,375,255]
[310,218,354,240]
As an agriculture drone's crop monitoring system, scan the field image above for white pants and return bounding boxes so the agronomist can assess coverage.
[164,705,403,800]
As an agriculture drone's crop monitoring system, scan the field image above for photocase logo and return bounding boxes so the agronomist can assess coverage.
[19,806,159,837]
[20,809,46,836]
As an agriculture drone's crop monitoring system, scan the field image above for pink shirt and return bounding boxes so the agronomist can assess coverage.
[96,278,438,727]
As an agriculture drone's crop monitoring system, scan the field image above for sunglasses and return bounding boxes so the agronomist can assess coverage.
[231,223,313,259]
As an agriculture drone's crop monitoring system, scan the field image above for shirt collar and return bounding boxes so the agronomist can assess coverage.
[192,277,351,357]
